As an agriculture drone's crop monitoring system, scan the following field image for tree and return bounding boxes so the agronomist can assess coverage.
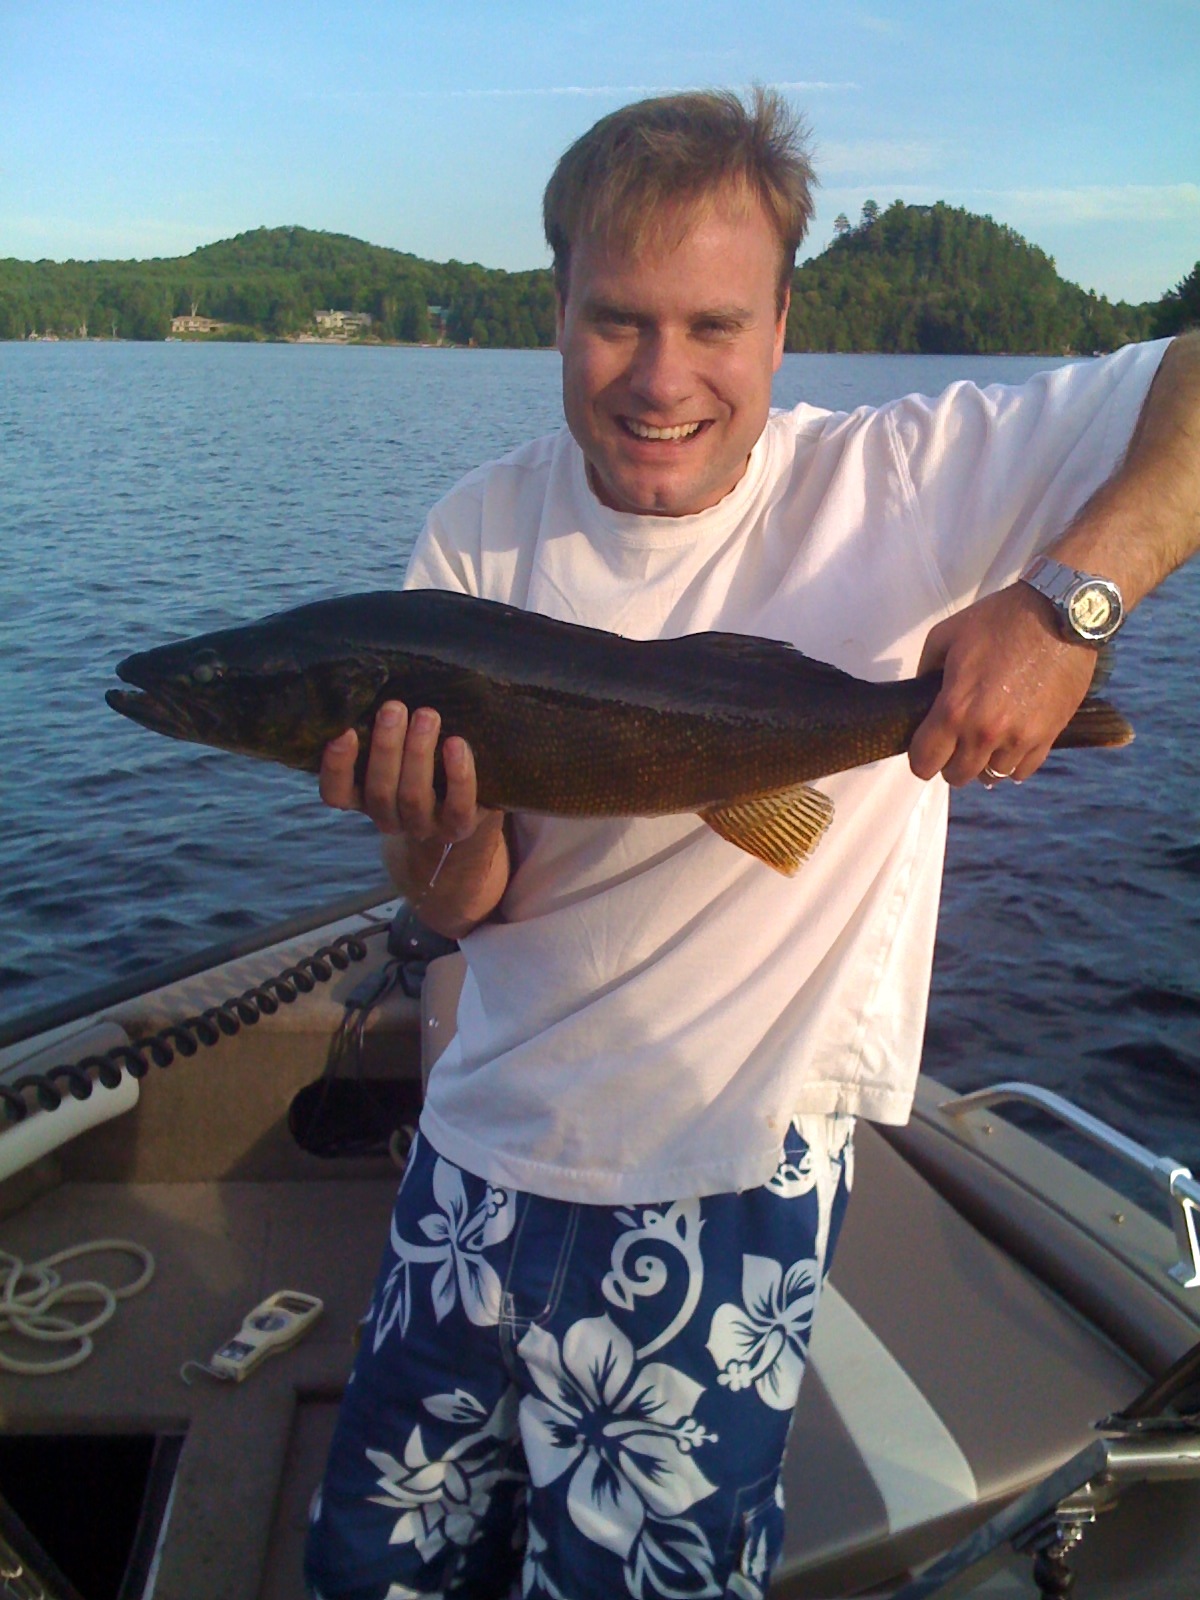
[0,214,1158,353]
[784,200,1150,354]
[113,284,169,340]
[0,293,30,339]
[1152,261,1200,337]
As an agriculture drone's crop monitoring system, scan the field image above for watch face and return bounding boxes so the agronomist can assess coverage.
[1069,584,1115,632]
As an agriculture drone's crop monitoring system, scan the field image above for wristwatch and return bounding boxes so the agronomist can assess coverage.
[1018,555,1125,645]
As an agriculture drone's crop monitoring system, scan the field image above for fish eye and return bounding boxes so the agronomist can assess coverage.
[190,650,225,686]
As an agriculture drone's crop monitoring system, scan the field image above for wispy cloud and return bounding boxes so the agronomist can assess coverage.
[854,12,903,35]
[393,80,859,99]
[2,214,230,260]
[817,139,943,177]
[817,182,1200,227]
[982,183,1200,224]
[772,81,862,93]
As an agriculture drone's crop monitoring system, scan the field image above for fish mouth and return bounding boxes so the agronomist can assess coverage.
[105,684,200,739]
[106,663,226,742]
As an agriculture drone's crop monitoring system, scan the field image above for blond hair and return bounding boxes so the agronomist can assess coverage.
[543,87,816,312]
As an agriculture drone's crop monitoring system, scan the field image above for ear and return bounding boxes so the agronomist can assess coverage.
[555,288,567,351]
[773,287,790,371]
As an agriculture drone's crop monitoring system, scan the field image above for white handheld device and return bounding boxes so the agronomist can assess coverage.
[206,1289,323,1382]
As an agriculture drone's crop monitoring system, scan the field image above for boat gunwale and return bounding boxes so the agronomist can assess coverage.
[885,1079,1200,1378]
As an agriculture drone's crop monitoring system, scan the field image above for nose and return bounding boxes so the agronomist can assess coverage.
[626,328,694,412]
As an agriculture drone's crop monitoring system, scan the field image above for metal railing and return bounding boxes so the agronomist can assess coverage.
[939,1081,1200,1290]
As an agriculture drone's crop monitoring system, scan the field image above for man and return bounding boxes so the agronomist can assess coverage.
[306,90,1200,1599]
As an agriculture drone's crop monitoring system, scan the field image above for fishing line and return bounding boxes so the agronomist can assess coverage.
[424,840,455,892]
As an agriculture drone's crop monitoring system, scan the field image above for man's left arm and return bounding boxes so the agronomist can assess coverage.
[909,332,1200,788]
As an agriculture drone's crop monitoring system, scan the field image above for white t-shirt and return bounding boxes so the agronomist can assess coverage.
[405,341,1168,1205]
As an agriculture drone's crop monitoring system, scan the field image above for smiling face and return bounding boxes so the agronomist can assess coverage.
[556,188,789,518]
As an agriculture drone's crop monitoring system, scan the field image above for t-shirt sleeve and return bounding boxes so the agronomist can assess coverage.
[891,339,1171,608]
[401,432,560,601]
[402,478,487,596]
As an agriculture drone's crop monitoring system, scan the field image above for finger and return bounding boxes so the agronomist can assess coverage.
[944,713,1027,785]
[1010,738,1054,784]
[396,707,441,838]
[908,715,959,782]
[917,682,1025,787]
[975,747,1020,788]
[915,618,953,678]
[362,701,410,833]
[908,685,981,782]
[319,729,361,810]
[439,736,481,840]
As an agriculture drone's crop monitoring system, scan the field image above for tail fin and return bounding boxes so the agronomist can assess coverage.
[1052,695,1134,750]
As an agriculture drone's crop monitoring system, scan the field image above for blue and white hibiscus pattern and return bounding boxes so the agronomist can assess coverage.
[365,1386,519,1567]
[372,1154,516,1349]
[705,1255,818,1411]
[518,1313,720,1592]
[335,1117,852,1598]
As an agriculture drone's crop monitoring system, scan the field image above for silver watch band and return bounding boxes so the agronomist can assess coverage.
[1019,555,1124,645]
[1021,554,1082,607]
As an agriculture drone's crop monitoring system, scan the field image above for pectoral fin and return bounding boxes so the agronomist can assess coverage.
[702,783,835,875]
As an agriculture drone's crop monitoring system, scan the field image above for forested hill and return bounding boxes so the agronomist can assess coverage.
[0,225,557,347]
[787,201,1156,353]
[2,209,1192,352]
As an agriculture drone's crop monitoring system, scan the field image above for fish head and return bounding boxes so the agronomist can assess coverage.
[106,610,390,772]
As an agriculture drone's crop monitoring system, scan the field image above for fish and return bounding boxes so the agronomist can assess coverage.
[106,588,1134,874]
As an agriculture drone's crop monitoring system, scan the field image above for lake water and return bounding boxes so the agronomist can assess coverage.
[1,341,1196,1193]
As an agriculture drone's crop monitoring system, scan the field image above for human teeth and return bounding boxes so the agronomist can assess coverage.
[625,420,703,440]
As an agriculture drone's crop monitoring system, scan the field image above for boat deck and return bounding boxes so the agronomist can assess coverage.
[0,1175,394,1599]
[2,921,1198,1598]
[0,1125,1173,1600]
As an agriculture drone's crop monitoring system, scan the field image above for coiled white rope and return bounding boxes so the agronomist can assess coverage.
[0,1239,155,1375]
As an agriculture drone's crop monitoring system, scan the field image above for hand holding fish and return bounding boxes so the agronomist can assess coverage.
[911,334,1200,790]
[909,582,1102,788]
[319,699,510,936]
[108,588,1132,883]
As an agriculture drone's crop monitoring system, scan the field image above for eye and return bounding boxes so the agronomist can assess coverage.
[589,307,639,336]
[693,317,741,340]
[190,650,225,686]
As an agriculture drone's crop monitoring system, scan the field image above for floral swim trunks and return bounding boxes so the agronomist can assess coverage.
[305,1117,854,1600]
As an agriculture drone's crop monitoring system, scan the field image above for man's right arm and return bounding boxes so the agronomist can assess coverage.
[319,699,510,939]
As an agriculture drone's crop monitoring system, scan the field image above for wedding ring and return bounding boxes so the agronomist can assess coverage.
[982,763,1013,781]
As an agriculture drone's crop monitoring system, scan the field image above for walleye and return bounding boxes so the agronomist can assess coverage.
[107,589,1133,874]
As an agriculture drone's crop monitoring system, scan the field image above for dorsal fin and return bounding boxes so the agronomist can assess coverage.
[670,631,864,687]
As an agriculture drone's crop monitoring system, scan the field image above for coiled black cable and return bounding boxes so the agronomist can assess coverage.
[0,926,385,1125]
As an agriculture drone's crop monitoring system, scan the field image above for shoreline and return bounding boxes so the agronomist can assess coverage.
[2,335,1092,358]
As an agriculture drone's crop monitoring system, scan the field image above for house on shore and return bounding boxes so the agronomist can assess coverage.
[313,309,373,337]
[171,315,227,334]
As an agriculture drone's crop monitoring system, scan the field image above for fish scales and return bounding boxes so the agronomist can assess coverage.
[106,589,1135,875]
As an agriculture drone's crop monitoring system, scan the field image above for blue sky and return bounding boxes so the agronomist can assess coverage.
[3,1,1197,303]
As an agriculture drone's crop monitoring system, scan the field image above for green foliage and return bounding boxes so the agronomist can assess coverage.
[0,211,1180,353]
[0,226,560,349]
[444,267,555,348]
[1151,262,1200,337]
[786,202,1153,355]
